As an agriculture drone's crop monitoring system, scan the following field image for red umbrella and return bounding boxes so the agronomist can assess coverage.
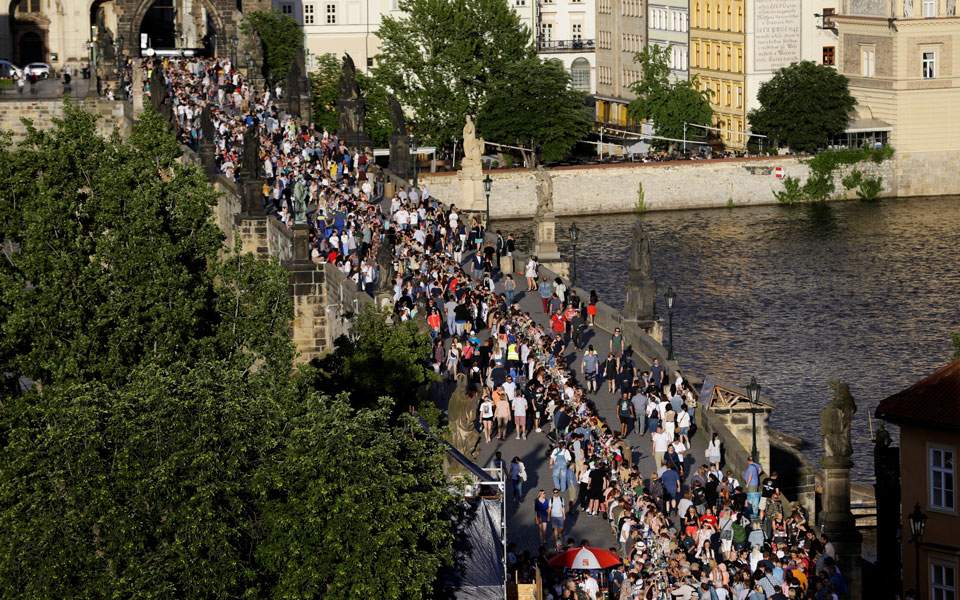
[548,546,622,570]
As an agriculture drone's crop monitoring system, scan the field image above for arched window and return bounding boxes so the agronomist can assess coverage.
[571,57,591,92]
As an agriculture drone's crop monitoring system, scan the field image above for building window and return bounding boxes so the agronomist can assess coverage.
[822,46,835,66]
[541,23,553,42]
[571,57,590,91]
[303,3,315,24]
[736,85,743,108]
[860,46,875,77]
[516,0,526,5]
[572,24,582,41]
[931,447,954,509]
[281,2,293,14]
[923,0,937,16]
[932,561,957,600]
[922,51,937,78]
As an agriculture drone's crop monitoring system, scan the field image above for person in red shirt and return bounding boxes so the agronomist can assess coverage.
[550,311,566,343]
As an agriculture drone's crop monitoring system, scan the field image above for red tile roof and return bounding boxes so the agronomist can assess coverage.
[876,359,960,430]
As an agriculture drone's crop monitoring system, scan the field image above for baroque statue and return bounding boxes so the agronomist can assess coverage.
[387,95,410,177]
[533,167,554,218]
[821,380,857,461]
[199,104,215,145]
[241,124,260,179]
[337,54,365,137]
[461,115,485,170]
[628,221,653,281]
[447,384,481,459]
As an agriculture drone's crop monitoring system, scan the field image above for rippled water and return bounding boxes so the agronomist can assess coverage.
[498,197,960,481]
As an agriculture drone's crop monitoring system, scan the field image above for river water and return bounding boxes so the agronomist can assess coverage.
[499,196,960,481]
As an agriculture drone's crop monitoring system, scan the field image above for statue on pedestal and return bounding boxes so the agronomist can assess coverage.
[623,220,657,322]
[534,167,554,218]
[286,56,304,118]
[822,381,856,463]
[388,95,410,177]
[447,385,481,459]
[292,177,308,224]
[336,54,371,149]
[462,115,485,171]
[240,125,260,180]
[149,66,173,125]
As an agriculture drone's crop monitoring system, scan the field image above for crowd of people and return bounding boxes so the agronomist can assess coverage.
[150,56,851,600]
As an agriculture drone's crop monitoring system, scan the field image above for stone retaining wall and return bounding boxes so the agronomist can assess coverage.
[421,155,904,217]
[0,97,132,142]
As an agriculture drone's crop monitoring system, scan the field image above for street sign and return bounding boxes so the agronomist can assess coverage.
[774,166,785,179]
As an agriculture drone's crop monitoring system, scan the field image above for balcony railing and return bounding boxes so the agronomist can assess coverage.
[538,39,596,53]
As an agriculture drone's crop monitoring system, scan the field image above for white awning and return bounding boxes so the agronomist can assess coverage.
[845,118,893,133]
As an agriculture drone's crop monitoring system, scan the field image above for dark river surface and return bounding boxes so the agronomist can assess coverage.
[499,196,960,482]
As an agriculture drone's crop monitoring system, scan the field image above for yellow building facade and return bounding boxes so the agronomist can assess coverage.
[690,0,747,147]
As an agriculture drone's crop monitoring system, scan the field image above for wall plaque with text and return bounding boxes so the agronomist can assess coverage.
[754,0,802,72]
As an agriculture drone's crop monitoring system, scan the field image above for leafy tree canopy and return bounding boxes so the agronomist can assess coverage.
[0,104,455,598]
[241,10,304,87]
[748,60,856,153]
[375,0,534,147]
[478,56,591,164]
[309,52,342,134]
[311,305,435,418]
[628,45,712,150]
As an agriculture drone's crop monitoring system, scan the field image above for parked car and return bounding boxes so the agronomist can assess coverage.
[0,59,22,79]
[23,62,52,79]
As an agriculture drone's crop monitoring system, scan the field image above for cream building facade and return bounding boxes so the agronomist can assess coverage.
[647,0,690,81]
[834,0,960,194]
[536,0,598,93]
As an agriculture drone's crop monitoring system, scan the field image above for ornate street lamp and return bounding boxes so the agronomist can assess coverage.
[746,376,760,462]
[665,286,676,360]
[909,503,927,599]
[483,173,493,229]
[568,222,580,287]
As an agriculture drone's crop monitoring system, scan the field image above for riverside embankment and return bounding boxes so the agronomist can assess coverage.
[418,152,960,217]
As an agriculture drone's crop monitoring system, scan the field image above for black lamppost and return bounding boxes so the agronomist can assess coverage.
[483,174,493,229]
[665,286,676,360]
[569,222,580,287]
[909,503,927,600]
[746,376,760,462]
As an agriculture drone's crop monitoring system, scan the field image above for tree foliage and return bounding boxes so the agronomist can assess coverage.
[952,332,960,359]
[311,305,435,418]
[627,45,712,149]
[241,10,304,87]
[375,0,533,146]
[309,52,342,134]
[256,396,457,599]
[357,71,394,147]
[748,60,856,152]
[0,104,455,598]
[478,57,591,164]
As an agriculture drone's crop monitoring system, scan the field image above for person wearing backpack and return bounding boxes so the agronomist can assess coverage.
[548,488,566,545]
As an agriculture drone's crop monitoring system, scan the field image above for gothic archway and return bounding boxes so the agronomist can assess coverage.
[129,0,224,56]
[8,0,49,65]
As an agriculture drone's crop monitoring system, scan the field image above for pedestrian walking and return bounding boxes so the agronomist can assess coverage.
[525,256,538,291]
[534,490,550,544]
[510,456,527,502]
[549,488,566,545]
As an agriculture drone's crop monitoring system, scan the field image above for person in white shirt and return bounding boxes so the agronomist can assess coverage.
[511,394,527,439]
[548,489,566,544]
[580,573,599,600]
[651,425,671,467]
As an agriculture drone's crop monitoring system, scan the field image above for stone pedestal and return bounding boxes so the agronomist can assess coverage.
[534,214,568,278]
[623,279,657,323]
[241,179,264,215]
[458,165,486,214]
[821,457,863,600]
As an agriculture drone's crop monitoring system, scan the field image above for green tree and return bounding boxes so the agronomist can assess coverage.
[478,56,591,163]
[748,60,856,152]
[255,395,457,599]
[952,332,960,359]
[375,0,533,146]
[241,10,304,87]
[311,305,435,418]
[627,45,712,149]
[358,71,394,147]
[309,52,343,133]
[0,104,455,597]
